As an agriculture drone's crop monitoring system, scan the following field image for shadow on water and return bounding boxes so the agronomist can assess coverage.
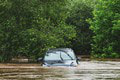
[0,61,120,80]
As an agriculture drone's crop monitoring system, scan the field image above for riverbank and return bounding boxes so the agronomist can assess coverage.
[1,55,120,63]
[78,55,120,61]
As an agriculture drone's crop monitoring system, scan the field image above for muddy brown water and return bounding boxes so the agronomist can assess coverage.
[0,61,120,80]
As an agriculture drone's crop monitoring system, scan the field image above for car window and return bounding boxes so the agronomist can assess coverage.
[61,52,71,60]
[67,51,76,59]
[44,50,76,61]
[44,52,61,60]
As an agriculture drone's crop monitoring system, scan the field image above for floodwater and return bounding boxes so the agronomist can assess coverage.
[0,61,120,80]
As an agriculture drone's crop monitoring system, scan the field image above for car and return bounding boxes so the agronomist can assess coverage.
[37,48,80,67]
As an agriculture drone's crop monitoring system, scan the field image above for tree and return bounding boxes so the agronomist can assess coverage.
[0,0,76,62]
[66,0,93,55]
[90,0,120,58]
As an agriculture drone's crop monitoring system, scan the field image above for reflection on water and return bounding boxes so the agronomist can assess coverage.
[0,61,120,80]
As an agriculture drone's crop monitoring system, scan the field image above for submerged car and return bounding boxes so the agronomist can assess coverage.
[37,48,80,67]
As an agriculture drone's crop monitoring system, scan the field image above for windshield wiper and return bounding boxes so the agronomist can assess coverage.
[60,52,64,61]
[66,53,74,60]
[59,50,74,60]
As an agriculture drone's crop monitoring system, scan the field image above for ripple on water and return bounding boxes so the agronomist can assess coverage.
[0,61,120,80]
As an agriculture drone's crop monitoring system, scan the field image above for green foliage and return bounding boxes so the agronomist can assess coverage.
[0,0,76,62]
[66,0,93,54]
[90,0,120,58]
[110,53,119,58]
[0,0,120,62]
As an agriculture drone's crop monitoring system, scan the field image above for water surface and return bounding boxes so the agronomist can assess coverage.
[0,61,120,80]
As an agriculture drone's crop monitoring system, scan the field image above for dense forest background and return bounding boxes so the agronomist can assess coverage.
[0,0,120,62]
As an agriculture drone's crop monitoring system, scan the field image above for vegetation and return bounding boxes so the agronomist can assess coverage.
[0,0,120,62]
[90,0,120,58]
[0,0,76,62]
[66,0,93,55]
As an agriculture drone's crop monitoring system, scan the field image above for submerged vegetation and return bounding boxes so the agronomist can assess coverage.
[0,0,120,62]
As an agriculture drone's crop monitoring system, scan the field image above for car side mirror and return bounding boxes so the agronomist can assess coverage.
[37,57,43,62]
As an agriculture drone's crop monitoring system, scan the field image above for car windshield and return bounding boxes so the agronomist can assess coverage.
[44,50,76,61]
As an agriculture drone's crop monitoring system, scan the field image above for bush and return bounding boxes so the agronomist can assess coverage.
[0,0,76,62]
[90,0,120,58]
[110,53,119,58]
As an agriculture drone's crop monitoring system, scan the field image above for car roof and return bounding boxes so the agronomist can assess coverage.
[46,48,73,54]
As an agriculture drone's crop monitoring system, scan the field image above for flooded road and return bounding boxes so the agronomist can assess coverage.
[0,61,120,80]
